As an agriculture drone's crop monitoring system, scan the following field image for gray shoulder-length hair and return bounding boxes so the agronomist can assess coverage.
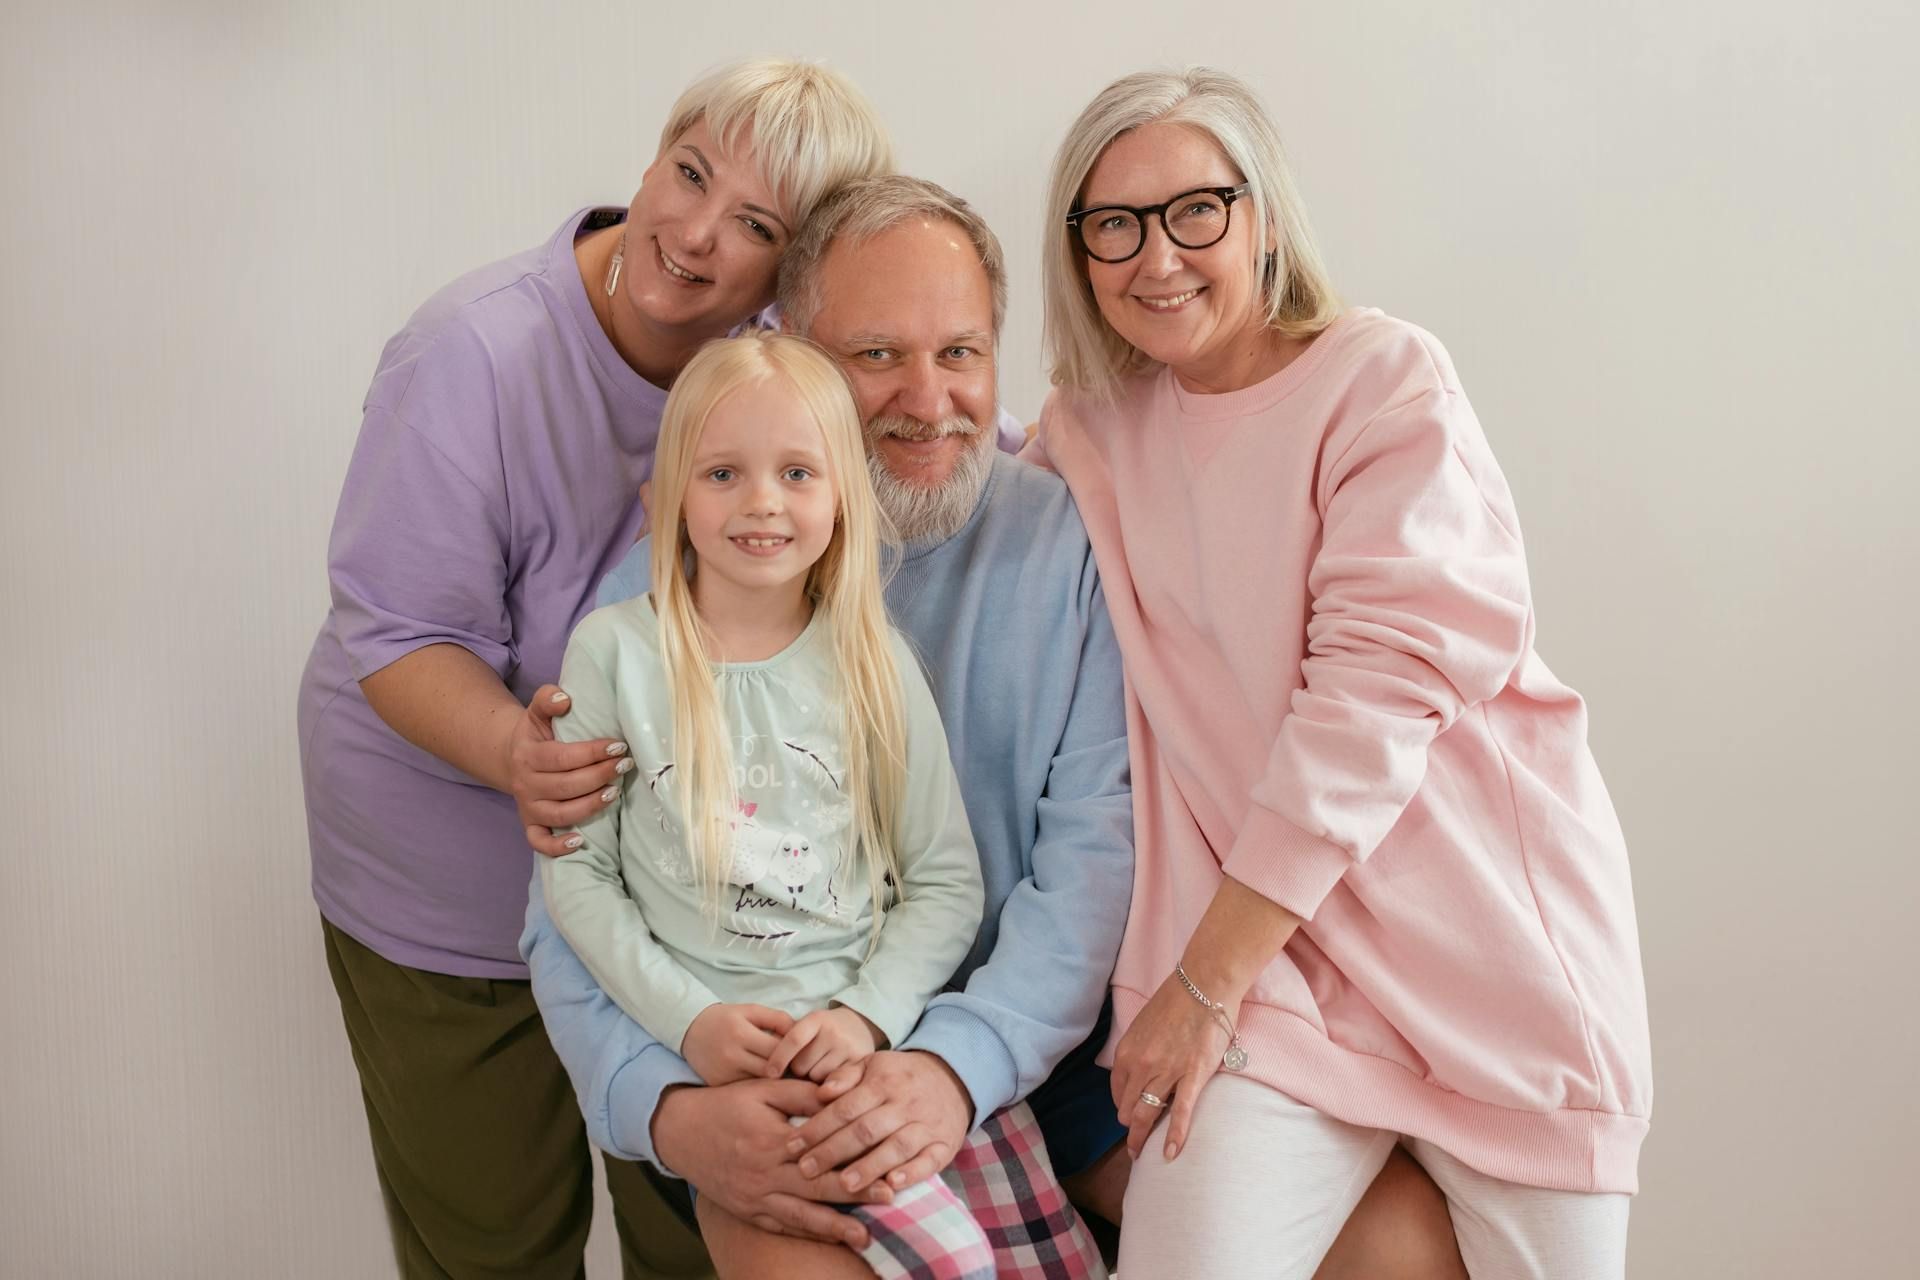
[1042,67,1342,400]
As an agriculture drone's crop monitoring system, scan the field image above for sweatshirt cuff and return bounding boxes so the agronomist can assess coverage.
[900,1003,1020,1127]
[1221,804,1352,922]
[605,1043,703,1174]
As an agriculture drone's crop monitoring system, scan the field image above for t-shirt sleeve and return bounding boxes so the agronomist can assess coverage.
[994,405,1029,456]
[1017,392,1060,472]
[326,402,514,681]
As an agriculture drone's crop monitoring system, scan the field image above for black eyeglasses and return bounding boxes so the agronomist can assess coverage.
[1064,184,1250,264]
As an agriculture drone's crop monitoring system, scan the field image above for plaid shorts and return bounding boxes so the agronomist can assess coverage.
[856,1101,1110,1280]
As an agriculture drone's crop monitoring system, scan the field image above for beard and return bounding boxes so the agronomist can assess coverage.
[864,413,996,546]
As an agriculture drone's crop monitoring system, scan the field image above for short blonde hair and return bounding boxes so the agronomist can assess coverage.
[648,332,907,949]
[662,58,894,232]
[1042,67,1341,399]
[777,175,1007,339]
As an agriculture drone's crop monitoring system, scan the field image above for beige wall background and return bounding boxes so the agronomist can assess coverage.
[4,1,1915,1274]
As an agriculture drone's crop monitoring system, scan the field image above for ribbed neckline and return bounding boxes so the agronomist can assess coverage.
[1166,307,1371,422]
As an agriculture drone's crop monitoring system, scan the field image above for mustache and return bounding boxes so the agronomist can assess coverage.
[865,413,981,443]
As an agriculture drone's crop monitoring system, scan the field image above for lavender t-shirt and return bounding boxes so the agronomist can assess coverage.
[299,207,664,978]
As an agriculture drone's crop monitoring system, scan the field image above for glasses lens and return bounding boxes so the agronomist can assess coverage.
[1079,208,1142,262]
[1165,191,1230,249]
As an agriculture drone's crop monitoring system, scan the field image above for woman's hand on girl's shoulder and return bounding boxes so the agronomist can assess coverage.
[515,683,632,857]
[683,1003,798,1086]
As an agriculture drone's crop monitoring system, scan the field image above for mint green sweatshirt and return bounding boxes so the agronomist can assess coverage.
[540,596,985,1054]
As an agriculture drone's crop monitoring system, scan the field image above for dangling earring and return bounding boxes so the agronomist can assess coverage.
[604,231,627,298]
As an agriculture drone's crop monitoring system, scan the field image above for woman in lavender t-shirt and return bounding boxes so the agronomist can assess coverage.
[297,59,890,1277]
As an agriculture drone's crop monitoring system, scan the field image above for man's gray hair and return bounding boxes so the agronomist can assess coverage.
[777,175,1008,339]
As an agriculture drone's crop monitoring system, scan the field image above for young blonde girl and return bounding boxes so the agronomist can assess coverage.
[542,332,991,1278]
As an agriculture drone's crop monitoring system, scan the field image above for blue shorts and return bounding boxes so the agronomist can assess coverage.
[1023,1001,1126,1179]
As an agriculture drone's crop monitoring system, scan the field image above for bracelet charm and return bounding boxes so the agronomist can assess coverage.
[1174,963,1249,1072]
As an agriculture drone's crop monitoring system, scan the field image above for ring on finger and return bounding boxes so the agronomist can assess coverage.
[1139,1090,1167,1108]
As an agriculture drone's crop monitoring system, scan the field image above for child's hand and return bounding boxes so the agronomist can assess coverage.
[764,1007,885,1082]
[680,1003,796,1086]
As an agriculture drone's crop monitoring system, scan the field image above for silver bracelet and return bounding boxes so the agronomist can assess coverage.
[1175,963,1249,1071]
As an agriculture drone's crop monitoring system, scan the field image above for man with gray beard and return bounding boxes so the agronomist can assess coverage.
[521,176,1128,1277]
[517,177,1463,1279]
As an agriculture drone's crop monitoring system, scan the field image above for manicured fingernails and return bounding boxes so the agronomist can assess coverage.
[605,741,627,756]
[550,690,570,704]
[599,786,619,803]
[563,835,583,850]
[614,757,634,775]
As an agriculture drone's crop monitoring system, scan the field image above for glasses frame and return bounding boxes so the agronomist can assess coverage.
[1064,183,1252,264]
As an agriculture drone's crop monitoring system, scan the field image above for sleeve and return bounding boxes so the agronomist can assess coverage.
[830,646,987,1051]
[327,404,514,681]
[903,556,1134,1122]
[538,616,724,1053]
[1220,383,1535,921]
[994,404,1029,456]
[594,535,654,611]
[521,869,703,1170]
[1016,402,1054,471]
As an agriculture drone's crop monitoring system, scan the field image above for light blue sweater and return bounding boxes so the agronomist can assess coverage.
[521,452,1134,1167]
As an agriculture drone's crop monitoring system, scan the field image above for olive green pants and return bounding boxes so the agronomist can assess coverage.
[323,918,713,1279]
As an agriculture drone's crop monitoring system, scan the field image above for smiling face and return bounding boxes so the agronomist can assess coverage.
[618,118,794,339]
[1079,122,1269,390]
[680,377,838,617]
[801,217,998,541]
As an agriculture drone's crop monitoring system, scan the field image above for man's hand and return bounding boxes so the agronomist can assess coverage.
[681,1003,795,1086]
[765,1007,882,1082]
[652,1079,879,1249]
[511,684,630,857]
[786,1050,972,1200]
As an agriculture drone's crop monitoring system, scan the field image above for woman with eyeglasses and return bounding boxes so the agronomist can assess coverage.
[296,59,890,1278]
[1027,68,1651,1278]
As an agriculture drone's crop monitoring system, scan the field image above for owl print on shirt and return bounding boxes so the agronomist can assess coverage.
[638,730,858,949]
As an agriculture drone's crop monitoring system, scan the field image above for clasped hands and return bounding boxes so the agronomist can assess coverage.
[683,1002,967,1203]
[683,1002,884,1086]
[654,1044,973,1249]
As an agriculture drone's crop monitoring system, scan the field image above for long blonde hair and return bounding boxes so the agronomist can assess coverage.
[648,332,907,945]
[1043,67,1342,400]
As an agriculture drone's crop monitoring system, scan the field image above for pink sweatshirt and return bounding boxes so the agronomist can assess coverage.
[1030,308,1651,1194]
